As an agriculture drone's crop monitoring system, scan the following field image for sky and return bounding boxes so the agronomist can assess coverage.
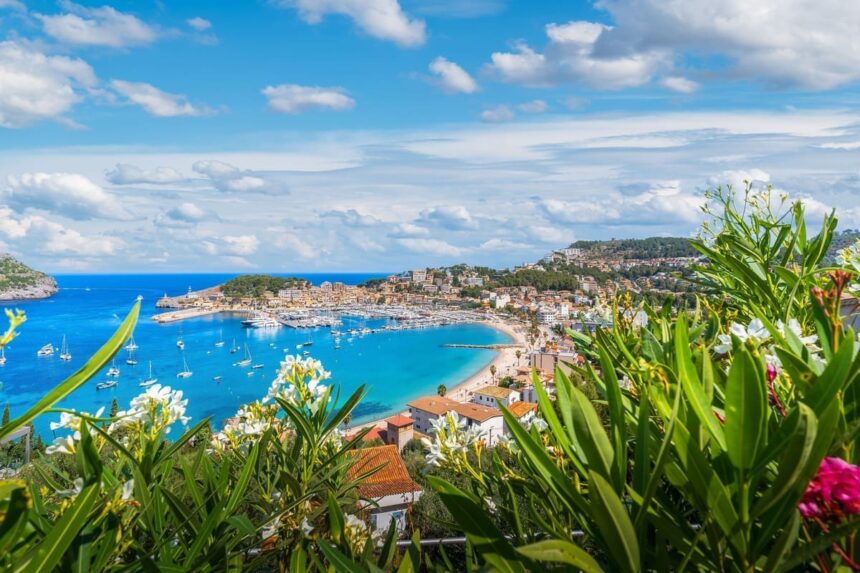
[1,1,859,273]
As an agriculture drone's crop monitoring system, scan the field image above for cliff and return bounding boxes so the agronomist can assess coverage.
[0,255,58,300]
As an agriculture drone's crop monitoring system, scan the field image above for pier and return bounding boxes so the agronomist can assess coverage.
[152,308,225,323]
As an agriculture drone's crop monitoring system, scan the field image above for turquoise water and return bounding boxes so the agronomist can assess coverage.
[0,274,510,438]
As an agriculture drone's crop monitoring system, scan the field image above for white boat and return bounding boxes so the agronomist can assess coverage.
[214,329,225,348]
[176,337,184,350]
[107,359,120,377]
[0,348,7,365]
[229,339,238,354]
[302,350,310,356]
[124,336,138,351]
[251,363,264,369]
[140,361,157,387]
[59,335,72,361]
[96,380,117,390]
[234,344,252,367]
[246,371,255,377]
[37,343,54,357]
[176,353,193,378]
[126,349,138,366]
[213,375,223,382]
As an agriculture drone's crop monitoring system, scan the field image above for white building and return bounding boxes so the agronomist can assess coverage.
[472,385,521,408]
[537,306,558,325]
[346,445,423,532]
[411,269,427,284]
[407,396,505,446]
[494,294,511,309]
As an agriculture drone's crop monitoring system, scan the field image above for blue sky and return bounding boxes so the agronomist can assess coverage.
[0,0,859,272]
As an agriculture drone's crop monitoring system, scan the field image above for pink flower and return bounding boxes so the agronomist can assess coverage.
[799,457,860,520]
[766,363,777,383]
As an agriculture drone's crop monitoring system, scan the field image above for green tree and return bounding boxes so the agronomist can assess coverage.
[1,403,8,426]
[437,384,447,397]
[489,364,497,381]
[109,398,119,417]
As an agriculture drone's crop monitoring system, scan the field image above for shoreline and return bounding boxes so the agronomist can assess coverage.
[351,318,528,433]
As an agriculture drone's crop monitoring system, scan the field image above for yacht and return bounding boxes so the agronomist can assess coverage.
[234,344,252,367]
[176,353,193,378]
[213,375,223,382]
[125,349,138,366]
[302,339,313,347]
[139,361,157,387]
[37,343,54,357]
[229,339,239,354]
[124,337,138,351]
[251,363,264,369]
[176,337,185,350]
[106,360,120,377]
[96,380,117,390]
[214,329,225,348]
[302,350,310,356]
[0,348,6,364]
[59,335,72,361]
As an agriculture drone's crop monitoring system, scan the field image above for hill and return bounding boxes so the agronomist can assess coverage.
[569,237,698,259]
[0,255,57,300]
[220,274,310,298]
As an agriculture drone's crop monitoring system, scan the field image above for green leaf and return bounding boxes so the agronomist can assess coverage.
[516,540,604,572]
[597,344,627,490]
[588,471,640,573]
[19,483,100,573]
[317,542,369,573]
[0,298,140,442]
[724,347,767,469]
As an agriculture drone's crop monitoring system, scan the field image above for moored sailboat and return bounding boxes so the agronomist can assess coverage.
[59,335,72,361]
[107,359,120,377]
[140,361,158,387]
[234,344,252,367]
[176,353,193,378]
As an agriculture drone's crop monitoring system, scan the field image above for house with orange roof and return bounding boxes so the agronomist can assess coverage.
[407,396,505,446]
[346,445,423,532]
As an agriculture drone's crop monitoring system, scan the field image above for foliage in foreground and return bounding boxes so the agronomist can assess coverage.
[0,185,858,571]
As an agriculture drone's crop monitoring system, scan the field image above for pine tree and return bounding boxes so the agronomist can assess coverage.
[110,398,119,417]
[2,403,9,426]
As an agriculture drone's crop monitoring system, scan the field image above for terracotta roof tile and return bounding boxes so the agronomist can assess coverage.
[407,396,502,422]
[386,414,414,428]
[508,401,538,418]
[346,445,422,499]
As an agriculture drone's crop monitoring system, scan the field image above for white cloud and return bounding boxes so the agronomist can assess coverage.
[186,17,212,31]
[37,2,158,48]
[419,205,478,230]
[0,41,96,128]
[166,202,207,222]
[429,57,479,94]
[3,172,131,220]
[518,99,548,113]
[224,234,259,255]
[224,176,265,192]
[276,0,425,47]
[661,76,700,94]
[190,160,272,193]
[480,238,531,250]
[275,232,316,259]
[0,207,120,257]
[708,169,771,190]
[323,208,381,227]
[480,104,514,123]
[106,163,185,185]
[110,80,211,118]
[262,84,355,114]
[0,0,25,10]
[192,160,239,178]
[398,238,464,257]
[389,222,429,237]
[488,2,860,91]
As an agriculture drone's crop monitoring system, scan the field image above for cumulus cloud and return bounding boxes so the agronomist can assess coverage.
[36,2,158,48]
[388,222,429,238]
[0,41,96,128]
[186,17,211,31]
[488,1,860,91]
[398,238,464,257]
[166,202,208,223]
[262,84,355,114]
[192,160,269,193]
[480,104,514,123]
[0,207,120,257]
[106,163,185,185]
[518,99,548,113]
[661,76,700,94]
[275,0,425,47]
[487,21,668,89]
[480,238,532,250]
[110,80,212,117]
[3,172,131,220]
[224,234,259,255]
[419,205,478,230]
[275,232,316,259]
[322,208,381,227]
[429,57,479,94]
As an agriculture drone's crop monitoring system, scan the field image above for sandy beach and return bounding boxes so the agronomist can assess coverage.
[352,318,528,432]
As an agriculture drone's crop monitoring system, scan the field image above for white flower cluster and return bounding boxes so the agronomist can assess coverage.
[56,477,134,502]
[421,411,485,468]
[264,355,330,412]
[109,384,190,435]
[714,319,771,354]
[210,401,279,453]
[45,407,105,455]
[344,513,382,552]
[714,318,824,371]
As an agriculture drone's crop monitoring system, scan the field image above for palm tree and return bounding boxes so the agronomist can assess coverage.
[437,384,447,397]
[490,364,497,381]
[515,349,522,364]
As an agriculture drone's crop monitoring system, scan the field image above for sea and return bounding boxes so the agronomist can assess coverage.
[0,274,511,439]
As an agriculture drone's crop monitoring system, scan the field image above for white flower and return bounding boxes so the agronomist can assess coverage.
[301,517,314,536]
[121,479,134,501]
[45,434,77,456]
[714,319,770,354]
[530,418,548,433]
[57,477,84,498]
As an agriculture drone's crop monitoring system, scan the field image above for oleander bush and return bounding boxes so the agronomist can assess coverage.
[0,184,858,571]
